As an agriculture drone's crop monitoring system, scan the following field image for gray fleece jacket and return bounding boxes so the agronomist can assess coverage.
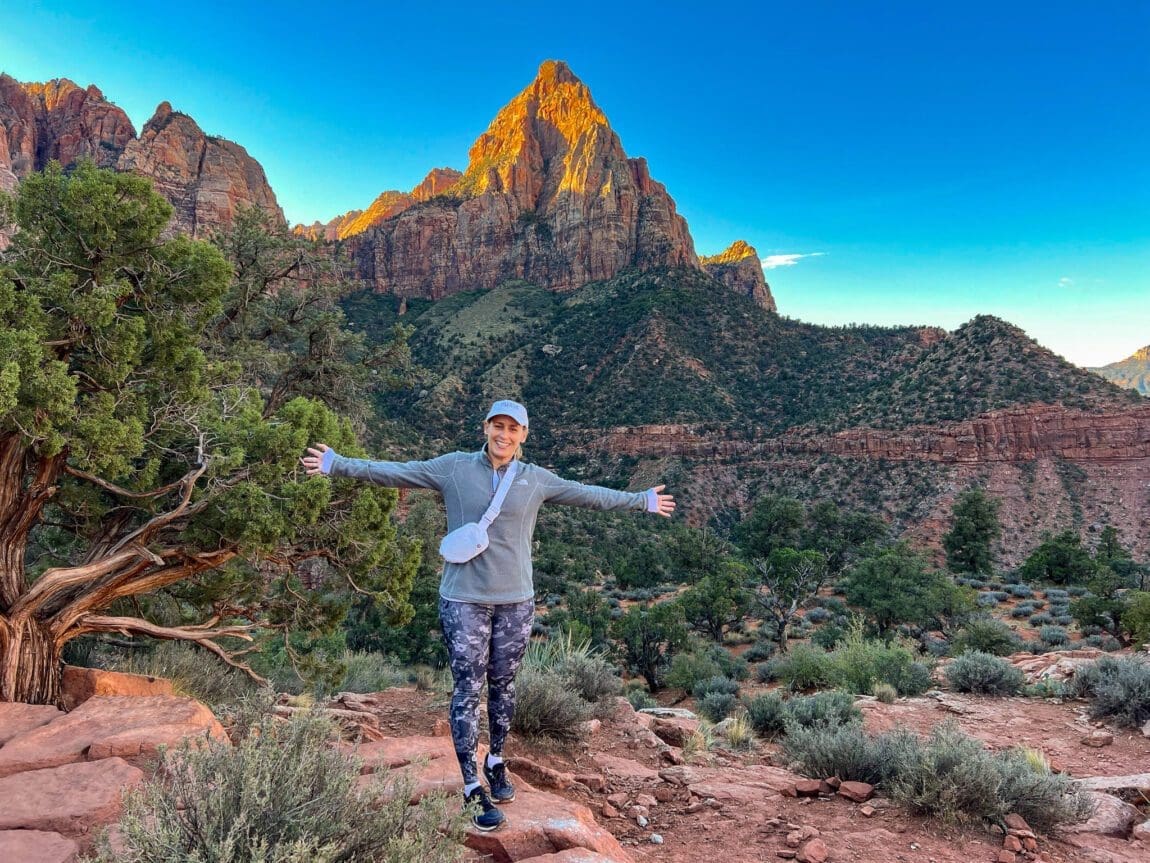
[325,449,657,604]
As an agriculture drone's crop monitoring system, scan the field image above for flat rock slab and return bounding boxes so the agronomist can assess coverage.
[594,754,660,781]
[517,849,632,863]
[0,829,80,863]
[464,787,632,863]
[661,763,806,796]
[354,735,457,771]
[0,696,224,777]
[1062,792,1142,839]
[61,665,174,710]
[0,757,144,841]
[0,702,63,746]
[1077,773,1150,796]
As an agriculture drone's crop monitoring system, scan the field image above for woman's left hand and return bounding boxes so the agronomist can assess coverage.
[651,484,676,517]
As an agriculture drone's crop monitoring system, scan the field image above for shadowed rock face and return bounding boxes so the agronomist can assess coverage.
[117,102,284,237]
[344,60,699,298]
[0,77,283,237]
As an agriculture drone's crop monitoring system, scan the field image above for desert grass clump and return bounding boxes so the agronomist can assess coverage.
[945,651,1024,695]
[340,651,407,694]
[873,682,898,703]
[721,714,755,751]
[92,705,465,863]
[1067,656,1150,728]
[110,640,260,706]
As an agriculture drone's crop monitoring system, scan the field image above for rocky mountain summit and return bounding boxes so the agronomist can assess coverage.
[339,60,704,298]
[1091,345,1150,396]
[0,74,282,236]
[700,240,776,311]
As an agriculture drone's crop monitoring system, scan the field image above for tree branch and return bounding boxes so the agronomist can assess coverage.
[9,547,158,621]
[75,614,268,685]
[64,463,203,500]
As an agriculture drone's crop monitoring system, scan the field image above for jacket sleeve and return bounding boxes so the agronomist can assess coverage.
[328,452,455,492]
[540,469,654,512]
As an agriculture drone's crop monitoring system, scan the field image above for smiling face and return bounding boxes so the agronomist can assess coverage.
[483,415,528,467]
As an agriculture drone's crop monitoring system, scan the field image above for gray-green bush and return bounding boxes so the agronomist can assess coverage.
[945,651,1024,695]
[1067,656,1150,728]
[92,706,465,863]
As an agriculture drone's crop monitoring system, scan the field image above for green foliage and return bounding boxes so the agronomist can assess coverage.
[610,602,689,691]
[845,544,973,635]
[945,651,1024,695]
[733,495,805,559]
[677,563,752,641]
[943,488,1001,575]
[1067,656,1150,729]
[90,641,259,706]
[1122,591,1150,648]
[1019,531,1099,586]
[824,623,932,696]
[782,722,908,786]
[873,682,898,703]
[950,617,1021,657]
[92,706,465,863]
[522,630,622,704]
[751,546,829,651]
[510,667,595,741]
[692,675,740,701]
[772,643,831,691]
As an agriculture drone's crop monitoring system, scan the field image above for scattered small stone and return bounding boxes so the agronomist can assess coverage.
[1133,819,1150,841]
[654,785,675,802]
[636,814,648,828]
[824,776,841,790]
[997,852,1017,863]
[776,852,796,860]
[601,803,619,819]
[686,799,706,814]
[1003,835,1023,852]
[1003,814,1032,833]
[796,838,829,863]
[650,833,664,845]
[636,793,658,808]
[607,792,628,807]
[1081,730,1114,747]
[1022,836,1038,852]
[794,780,822,797]
[860,804,875,818]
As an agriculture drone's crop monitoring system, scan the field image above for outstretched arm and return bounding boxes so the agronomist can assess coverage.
[301,443,453,491]
[541,470,676,517]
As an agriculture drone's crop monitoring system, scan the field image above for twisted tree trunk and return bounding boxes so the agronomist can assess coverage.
[0,615,61,704]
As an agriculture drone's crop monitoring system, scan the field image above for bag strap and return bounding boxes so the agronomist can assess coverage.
[478,460,518,529]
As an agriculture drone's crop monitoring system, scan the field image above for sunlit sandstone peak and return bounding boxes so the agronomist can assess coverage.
[307,168,465,241]
[348,60,698,297]
[700,240,776,312]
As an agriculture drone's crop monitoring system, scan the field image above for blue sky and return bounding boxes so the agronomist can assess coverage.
[2,1,1146,366]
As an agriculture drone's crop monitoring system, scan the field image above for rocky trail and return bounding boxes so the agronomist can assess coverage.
[1,660,1148,863]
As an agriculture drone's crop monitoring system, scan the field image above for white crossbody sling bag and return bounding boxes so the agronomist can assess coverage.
[438,460,518,564]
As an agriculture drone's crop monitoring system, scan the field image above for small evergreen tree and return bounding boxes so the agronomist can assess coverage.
[943,488,1001,575]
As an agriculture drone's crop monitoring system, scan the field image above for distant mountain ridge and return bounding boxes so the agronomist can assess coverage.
[1090,345,1150,396]
[0,75,282,236]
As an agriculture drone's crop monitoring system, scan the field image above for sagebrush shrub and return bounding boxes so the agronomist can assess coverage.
[1039,625,1070,647]
[784,690,860,730]
[744,691,787,738]
[945,651,1024,695]
[873,682,898,703]
[692,675,740,701]
[951,618,1020,657]
[92,706,465,863]
[698,691,738,722]
[512,668,593,741]
[782,722,911,785]
[1067,656,1150,728]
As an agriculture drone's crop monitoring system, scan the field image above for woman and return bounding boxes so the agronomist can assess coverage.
[302,399,675,831]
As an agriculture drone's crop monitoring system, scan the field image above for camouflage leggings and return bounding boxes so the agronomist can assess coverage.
[439,597,535,786]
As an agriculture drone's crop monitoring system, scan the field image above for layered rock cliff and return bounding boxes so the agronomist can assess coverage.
[1091,344,1150,396]
[0,75,135,191]
[700,240,775,311]
[297,168,463,241]
[345,60,699,297]
[0,77,282,237]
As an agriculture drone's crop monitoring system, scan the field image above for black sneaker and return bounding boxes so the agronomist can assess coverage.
[464,785,505,831]
[483,757,516,803]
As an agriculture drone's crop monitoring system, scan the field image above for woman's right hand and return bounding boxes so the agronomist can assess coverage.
[301,443,332,476]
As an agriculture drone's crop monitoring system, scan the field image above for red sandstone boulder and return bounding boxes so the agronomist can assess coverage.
[0,695,225,777]
[0,829,80,863]
[838,780,875,802]
[516,849,631,863]
[0,701,63,745]
[0,758,144,845]
[463,787,633,862]
[648,715,700,747]
[61,665,174,710]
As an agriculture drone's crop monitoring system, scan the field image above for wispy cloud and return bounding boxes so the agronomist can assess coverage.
[1058,277,1075,288]
[762,252,826,270]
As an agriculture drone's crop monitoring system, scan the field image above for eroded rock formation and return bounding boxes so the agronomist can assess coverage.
[700,240,775,311]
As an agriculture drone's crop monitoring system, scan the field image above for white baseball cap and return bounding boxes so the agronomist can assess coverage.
[485,399,529,427]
